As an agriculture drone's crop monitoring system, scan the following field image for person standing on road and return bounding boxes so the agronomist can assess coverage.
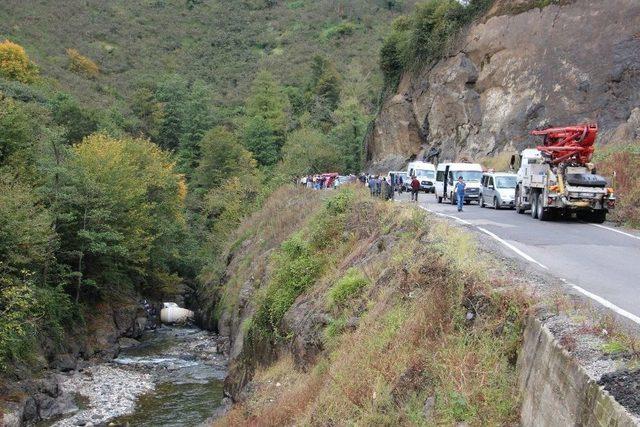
[454,176,466,212]
[410,175,420,202]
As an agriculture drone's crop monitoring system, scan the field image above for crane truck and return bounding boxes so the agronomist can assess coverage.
[511,124,615,223]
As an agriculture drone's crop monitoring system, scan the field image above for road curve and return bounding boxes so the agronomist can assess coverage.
[400,191,640,322]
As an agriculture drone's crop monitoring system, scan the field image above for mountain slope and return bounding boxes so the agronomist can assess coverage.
[0,0,415,109]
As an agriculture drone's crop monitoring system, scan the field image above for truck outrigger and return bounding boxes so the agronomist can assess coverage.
[512,124,615,222]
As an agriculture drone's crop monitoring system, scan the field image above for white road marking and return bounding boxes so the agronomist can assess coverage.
[414,199,640,325]
[418,204,548,269]
[590,223,640,241]
[570,283,640,326]
[477,227,549,270]
[418,206,472,225]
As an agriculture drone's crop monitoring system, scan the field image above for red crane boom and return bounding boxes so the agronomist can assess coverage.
[530,123,598,165]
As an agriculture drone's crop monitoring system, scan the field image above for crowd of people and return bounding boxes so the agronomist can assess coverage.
[300,172,469,211]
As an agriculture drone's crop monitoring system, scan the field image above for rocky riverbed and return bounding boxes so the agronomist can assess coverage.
[43,326,228,427]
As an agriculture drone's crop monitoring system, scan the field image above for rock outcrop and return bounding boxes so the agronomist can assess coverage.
[367,0,640,171]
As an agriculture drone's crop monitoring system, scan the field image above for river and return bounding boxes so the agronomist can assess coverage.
[49,326,228,427]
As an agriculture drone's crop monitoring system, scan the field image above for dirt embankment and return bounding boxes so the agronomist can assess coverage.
[209,187,531,425]
[367,0,640,172]
[209,186,640,425]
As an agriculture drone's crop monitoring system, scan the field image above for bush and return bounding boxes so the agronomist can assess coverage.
[328,268,369,308]
[0,274,75,372]
[379,0,492,85]
[0,40,38,83]
[594,141,640,228]
[251,233,324,339]
[322,22,358,40]
[66,48,100,79]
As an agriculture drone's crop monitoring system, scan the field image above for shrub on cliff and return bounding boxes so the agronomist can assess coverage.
[380,0,492,85]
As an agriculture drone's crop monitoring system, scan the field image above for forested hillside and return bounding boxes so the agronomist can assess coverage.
[0,0,412,379]
[0,0,412,108]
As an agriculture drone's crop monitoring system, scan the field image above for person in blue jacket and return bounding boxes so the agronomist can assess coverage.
[454,176,466,212]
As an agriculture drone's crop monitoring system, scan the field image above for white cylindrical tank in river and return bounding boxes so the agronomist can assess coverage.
[160,302,194,324]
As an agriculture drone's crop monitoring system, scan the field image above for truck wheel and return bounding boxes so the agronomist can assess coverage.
[537,193,550,221]
[480,196,485,208]
[590,211,606,224]
[530,192,539,219]
[515,187,526,214]
[450,192,456,205]
[494,197,500,210]
[437,195,442,204]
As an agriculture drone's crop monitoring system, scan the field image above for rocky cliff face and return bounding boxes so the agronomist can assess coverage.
[367,0,640,171]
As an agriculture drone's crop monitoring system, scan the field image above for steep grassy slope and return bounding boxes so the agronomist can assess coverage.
[0,0,414,109]
[207,186,530,425]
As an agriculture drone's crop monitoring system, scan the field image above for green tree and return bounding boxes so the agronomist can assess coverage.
[177,80,215,175]
[241,116,280,167]
[281,124,341,177]
[329,99,368,173]
[154,76,189,151]
[54,133,187,300]
[196,126,257,191]
[50,93,99,144]
[0,98,31,168]
[0,175,56,275]
[243,71,290,166]
[306,56,342,128]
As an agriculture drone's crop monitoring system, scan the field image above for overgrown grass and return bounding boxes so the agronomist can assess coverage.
[216,187,530,425]
[594,140,640,228]
[480,151,515,172]
[249,188,358,343]
[327,268,369,308]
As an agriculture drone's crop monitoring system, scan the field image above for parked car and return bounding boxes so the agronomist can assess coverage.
[480,172,517,209]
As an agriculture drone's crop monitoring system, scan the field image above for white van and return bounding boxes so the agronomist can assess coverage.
[435,162,483,204]
[407,161,436,193]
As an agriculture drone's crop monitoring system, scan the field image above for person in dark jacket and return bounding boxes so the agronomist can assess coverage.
[410,176,420,202]
[381,177,393,200]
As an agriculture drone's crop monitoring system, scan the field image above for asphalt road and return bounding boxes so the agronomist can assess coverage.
[398,191,640,323]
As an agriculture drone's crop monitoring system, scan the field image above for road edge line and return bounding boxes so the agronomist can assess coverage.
[414,201,640,326]
[416,204,549,270]
[476,227,549,270]
[570,283,640,326]
[589,223,640,241]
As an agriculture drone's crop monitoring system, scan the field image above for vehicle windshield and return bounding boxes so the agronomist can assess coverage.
[452,171,482,182]
[496,176,517,188]
[415,169,435,178]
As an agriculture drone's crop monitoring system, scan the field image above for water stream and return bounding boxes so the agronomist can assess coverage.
[51,326,227,427]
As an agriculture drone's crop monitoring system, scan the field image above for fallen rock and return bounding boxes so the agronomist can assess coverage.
[54,353,78,372]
